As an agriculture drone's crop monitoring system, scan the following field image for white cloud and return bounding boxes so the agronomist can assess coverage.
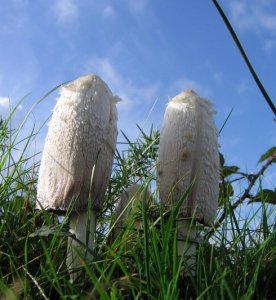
[0,95,44,165]
[0,96,25,128]
[0,96,10,108]
[227,1,276,54]
[84,56,160,139]
[86,57,159,109]
[228,1,276,34]
[255,9,276,33]
[84,62,212,138]
[228,2,249,29]
[53,0,78,24]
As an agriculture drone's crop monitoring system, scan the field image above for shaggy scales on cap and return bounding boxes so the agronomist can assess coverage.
[37,74,120,279]
[158,90,220,274]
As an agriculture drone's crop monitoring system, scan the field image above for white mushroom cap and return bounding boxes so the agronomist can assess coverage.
[158,90,220,225]
[37,74,119,211]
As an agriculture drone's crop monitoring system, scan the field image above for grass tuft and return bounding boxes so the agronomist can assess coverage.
[0,108,275,299]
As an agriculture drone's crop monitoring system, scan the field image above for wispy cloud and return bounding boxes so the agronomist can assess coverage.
[86,56,160,109]
[227,1,276,54]
[53,0,79,24]
[84,56,160,138]
[228,1,276,34]
[0,96,10,109]
[0,96,25,128]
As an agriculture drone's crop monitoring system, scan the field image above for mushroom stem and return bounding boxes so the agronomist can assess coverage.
[176,219,197,276]
[66,210,96,280]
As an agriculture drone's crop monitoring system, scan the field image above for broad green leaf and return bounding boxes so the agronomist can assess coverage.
[222,165,239,177]
[250,189,276,205]
[258,146,276,164]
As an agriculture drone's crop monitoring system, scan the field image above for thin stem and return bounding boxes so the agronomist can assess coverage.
[212,0,276,116]
[212,154,275,234]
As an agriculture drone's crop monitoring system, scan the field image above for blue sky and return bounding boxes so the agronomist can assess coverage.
[0,0,275,189]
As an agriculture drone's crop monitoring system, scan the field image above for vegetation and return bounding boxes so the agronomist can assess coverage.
[0,111,275,299]
[1,2,275,299]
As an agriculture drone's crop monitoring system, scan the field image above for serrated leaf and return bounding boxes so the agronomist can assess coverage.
[258,147,276,164]
[250,189,276,205]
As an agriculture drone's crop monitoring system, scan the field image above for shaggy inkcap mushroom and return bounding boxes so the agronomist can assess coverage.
[36,74,120,280]
[158,90,220,273]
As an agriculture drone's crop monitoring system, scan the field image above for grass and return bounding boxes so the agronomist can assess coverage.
[0,110,275,300]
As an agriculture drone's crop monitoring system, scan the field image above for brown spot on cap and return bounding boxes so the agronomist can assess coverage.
[183,89,196,94]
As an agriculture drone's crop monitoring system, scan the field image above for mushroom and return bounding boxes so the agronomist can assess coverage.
[157,90,220,273]
[111,184,153,252]
[112,184,142,238]
[36,74,119,280]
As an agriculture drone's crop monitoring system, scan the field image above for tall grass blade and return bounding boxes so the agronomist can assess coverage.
[212,0,276,115]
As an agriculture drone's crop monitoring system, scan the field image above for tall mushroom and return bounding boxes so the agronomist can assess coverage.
[36,74,119,279]
[157,90,220,273]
